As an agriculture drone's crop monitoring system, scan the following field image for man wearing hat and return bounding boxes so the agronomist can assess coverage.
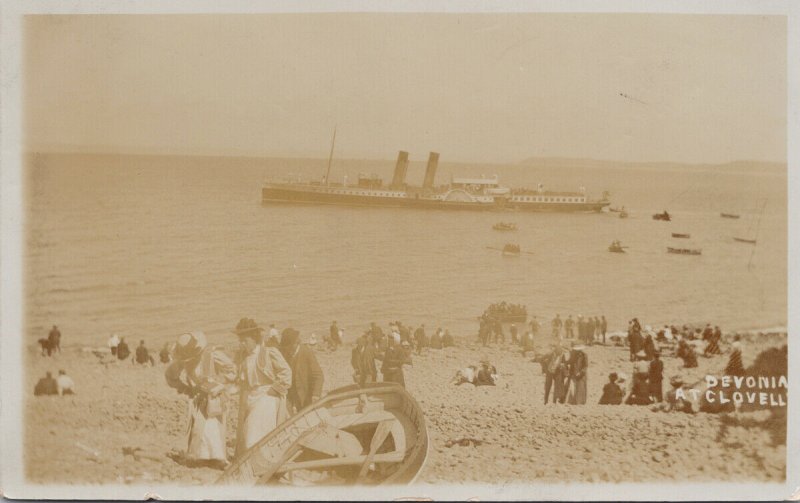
[234,318,292,458]
[165,331,237,468]
[648,351,664,402]
[351,333,378,387]
[279,328,324,415]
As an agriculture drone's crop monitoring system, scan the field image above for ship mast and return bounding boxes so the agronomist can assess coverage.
[324,126,337,186]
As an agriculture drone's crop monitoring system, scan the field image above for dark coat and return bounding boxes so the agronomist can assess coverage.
[117,341,130,360]
[475,365,497,386]
[34,376,58,396]
[598,382,623,405]
[136,345,150,364]
[381,346,410,387]
[648,358,663,383]
[284,344,324,412]
[351,343,377,386]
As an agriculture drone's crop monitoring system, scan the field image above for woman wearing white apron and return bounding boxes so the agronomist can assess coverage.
[165,331,236,468]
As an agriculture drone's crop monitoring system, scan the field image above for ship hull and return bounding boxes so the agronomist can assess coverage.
[262,186,608,213]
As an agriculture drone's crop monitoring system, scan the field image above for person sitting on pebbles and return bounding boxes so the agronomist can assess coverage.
[625,371,652,405]
[598,372,623,405]
[475,358,498,386]
[654,375,694,414]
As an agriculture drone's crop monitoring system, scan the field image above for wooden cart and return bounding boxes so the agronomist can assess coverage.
[217,382,428,486]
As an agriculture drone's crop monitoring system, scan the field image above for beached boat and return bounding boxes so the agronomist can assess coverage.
[652,211,671,221]
[492,222,517,231]
[218,383,428,486]
[671,233,690,239]
[720,213,740,219]
[667,247,701,256]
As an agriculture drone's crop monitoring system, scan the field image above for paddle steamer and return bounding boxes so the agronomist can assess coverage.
[262,150,610,213]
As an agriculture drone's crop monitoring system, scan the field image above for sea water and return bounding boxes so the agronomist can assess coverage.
[23,153,787,348]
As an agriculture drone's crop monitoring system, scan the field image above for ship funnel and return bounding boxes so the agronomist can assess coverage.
[390,150,409,189]
[423,152,439,189]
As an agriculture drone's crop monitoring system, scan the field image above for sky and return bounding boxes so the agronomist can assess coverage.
[23,13,787,164]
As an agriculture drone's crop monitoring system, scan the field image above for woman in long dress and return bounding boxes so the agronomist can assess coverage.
[234,321,293,458]
[165,331,236,468]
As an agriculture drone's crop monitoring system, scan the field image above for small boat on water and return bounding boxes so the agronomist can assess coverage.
[671,233,690,239]
[608,240,627,253]
[652,211,671,221]
[667,247,701,256]
[609,206,624,213]
[733,200,766,246]
[619,210,629,219]
[720,213,740,219]
[492,222,517,231]
[502,243,521,256]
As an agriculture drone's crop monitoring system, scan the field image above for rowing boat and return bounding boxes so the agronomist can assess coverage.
[671,233,690,239]
[667,247,701,256]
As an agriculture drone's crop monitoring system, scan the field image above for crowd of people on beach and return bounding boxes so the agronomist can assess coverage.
[32,308,752,473]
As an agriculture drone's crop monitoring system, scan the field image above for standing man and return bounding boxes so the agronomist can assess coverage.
[530,316,541,338]
[551,314,562,338]
[600,315,608,345]
[564,315,575,339]
[329,321,340,350]
[351,334,377,386]
[493,319,504,344]
[509,323,519,345]
[648,351,664,402]
[543,345,564,404]
[414,324,427,355]
[586,316,596,345]
[279,328,324,415]
[48,325,61,355]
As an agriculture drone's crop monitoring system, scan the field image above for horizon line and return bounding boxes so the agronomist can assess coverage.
[22,148,787,168]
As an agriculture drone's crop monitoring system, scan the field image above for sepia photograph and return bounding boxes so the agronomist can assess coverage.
[1,1,797,500]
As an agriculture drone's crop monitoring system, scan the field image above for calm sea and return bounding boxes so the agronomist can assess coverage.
[24,153,787,348]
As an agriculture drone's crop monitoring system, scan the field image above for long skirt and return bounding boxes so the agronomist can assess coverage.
[242,390,285,450]
[568,376,588,405]
[383,369,405,388]
[186,400,227,461]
